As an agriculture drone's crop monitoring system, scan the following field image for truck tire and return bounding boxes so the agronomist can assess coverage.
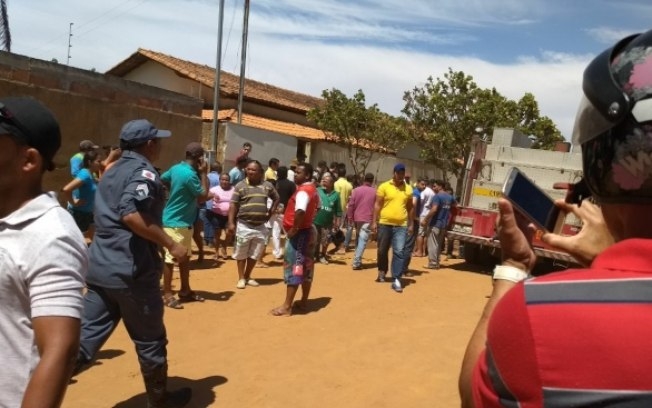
[463,243,480,264]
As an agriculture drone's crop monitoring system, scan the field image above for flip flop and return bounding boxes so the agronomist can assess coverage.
[178,291,205,303]
[269,307,291,317]
[164,296,184,309]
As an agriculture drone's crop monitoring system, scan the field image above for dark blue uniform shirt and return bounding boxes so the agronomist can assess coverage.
[87,150,165,289]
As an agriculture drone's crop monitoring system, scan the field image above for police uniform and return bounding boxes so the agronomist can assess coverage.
[75,120,191,407]
[78,148,167,372]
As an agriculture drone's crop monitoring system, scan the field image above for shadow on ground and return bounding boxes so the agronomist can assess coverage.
[196,290,235,302]
[292,296,332,315]
[113,375,227,408]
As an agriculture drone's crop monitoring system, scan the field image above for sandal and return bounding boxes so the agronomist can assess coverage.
[178,291,205,303]
[164,296,184,309]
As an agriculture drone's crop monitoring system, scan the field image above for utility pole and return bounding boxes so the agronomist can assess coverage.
[210,0,226,164]
[66,22,73,65]
[237,0,250,124]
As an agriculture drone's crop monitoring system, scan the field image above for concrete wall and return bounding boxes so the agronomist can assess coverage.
[0,52,203,194]
[220,122,299,170]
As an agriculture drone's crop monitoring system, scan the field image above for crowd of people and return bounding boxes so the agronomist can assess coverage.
[4,28,652,408]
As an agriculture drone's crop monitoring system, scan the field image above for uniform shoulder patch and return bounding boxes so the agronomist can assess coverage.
[142,170,156,181]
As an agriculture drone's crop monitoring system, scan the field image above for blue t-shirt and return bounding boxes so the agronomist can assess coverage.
[161,161,204,227]
[412,188,422,219]
[205,171,220,209]
[429,191,454,229]
[69,168,96,213]
[229,166,245,185]
[70,152,83,177]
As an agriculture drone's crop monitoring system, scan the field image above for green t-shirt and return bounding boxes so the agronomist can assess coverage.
[313,187,342,227]
[161,161,204,227]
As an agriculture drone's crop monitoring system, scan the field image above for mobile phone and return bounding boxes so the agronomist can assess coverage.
[502,167,564,233]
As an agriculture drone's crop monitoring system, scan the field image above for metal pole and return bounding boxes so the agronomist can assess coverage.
[210,0,225,163]
[237,0,250,124]
[66,22,73,65]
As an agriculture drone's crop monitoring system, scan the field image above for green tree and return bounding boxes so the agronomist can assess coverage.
[308,88,407,176]
[402,68,563,193]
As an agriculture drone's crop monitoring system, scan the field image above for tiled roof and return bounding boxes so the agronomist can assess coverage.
[205,109,327,141]
[106,49,323,114]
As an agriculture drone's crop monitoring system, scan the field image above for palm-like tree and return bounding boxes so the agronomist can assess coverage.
[0,0,10,52]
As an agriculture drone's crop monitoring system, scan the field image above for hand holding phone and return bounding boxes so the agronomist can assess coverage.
[502,167,564,233]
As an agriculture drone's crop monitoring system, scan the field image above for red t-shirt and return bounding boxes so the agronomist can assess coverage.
[283,183,318,230]
[473,239,652,407]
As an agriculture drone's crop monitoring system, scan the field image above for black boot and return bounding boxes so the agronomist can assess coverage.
[142,364,192,408]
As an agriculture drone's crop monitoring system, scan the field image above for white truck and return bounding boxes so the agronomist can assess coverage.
[448,128,583,267]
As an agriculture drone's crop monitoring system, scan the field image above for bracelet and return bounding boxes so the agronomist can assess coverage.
[493,265,530,283]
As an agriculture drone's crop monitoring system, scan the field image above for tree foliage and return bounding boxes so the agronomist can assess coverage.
[402,68,564,190]
[307,88,406,176]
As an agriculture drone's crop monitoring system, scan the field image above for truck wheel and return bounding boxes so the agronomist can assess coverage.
[463,243,480,264]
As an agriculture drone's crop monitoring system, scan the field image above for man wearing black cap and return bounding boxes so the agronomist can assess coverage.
[0,97,87,407]
[160,142,209,308]
[70,139,99,177]
[75,119,192,407]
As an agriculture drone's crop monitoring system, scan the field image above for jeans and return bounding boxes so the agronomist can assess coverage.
[427,226,446,267]
[402,220,419,272]
[79,284,168,372]
[376,224,407,280]
[352,222,372,268]
[199,208,214,244]
[343,221,354,249]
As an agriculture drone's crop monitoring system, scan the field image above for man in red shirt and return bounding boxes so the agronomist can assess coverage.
[270,163,319,316]
[460,29,652,407]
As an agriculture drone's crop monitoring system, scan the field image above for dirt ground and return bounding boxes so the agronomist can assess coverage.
[64,245,493,408]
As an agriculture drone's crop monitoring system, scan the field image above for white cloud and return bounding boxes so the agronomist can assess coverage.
[586,27,642,45]
[9,0,604,140]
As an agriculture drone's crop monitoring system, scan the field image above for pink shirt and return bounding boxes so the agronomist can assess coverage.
[210,185,234,216]
[346,184,376,223]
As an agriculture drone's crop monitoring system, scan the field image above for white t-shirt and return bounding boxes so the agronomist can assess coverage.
[420,187,435,218]
[0,193,87,407]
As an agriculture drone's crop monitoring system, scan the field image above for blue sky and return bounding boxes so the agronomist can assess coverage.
[8,0,652,139]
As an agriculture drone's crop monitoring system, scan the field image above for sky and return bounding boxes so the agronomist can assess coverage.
[9,0,652,139]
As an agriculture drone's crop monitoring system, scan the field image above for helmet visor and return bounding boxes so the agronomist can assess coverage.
[571,95,618,145]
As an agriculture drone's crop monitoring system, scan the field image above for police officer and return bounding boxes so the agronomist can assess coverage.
[74,119,192,408]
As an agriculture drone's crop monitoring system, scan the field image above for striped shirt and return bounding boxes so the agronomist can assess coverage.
[231,179,279,227]
[473,239,652,407]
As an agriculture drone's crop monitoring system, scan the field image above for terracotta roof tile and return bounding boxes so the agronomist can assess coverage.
[204,109,327,141]
[107,49,323,113]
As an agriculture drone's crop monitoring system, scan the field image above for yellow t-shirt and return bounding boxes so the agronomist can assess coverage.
[334,177,353,212]
[265,167,277,181]
[377,179,413,226]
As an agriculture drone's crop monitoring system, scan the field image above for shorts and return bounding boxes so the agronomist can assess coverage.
[232,222,269,260]
[418,218,429,236]
[206,211,229,230]
[70,209,94,232]
[314,225,333,247]
[283,226,316,286]
[163,227,193,264]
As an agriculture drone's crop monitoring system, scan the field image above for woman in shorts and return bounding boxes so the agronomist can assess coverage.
[208,173,234,259]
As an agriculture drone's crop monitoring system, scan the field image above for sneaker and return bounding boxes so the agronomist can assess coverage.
[236,279,246,289]
[319,257,329,265]
[375,273,386,283]
[391,279,403,293]
[424,264,439,270]
[352,265,362,271]
[246,279,260,287]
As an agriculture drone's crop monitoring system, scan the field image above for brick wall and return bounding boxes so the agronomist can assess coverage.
[0,51,203,194]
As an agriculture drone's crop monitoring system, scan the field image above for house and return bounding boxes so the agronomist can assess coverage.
[106,48,445,182]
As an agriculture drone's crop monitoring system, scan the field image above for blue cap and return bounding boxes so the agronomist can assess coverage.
[394,163,406,173]
[119,119,171,144]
